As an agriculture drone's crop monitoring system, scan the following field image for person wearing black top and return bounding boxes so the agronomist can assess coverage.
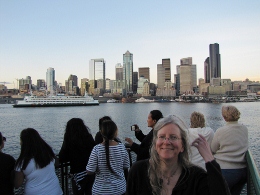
[59,118,96,195]
[125,110,163,161]
[0,132,15,195]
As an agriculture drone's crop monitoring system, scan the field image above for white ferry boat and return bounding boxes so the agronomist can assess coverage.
[135,97,154,103]
[13,92,99,107]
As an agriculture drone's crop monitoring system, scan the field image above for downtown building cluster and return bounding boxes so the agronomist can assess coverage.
[2,43,260,98]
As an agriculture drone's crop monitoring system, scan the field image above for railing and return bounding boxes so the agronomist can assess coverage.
[245,150,260,195]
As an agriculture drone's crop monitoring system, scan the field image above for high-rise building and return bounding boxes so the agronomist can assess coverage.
[89,58,106,95]
[37,79,45,90]
[123,51,133,94]
[177,57,197,94]
[138,67,150,81]
[157,58,171,89]
[66,74,78,94]
[204,57,210,83]
[133,71,138,94]
[80,78,89,95]
[46,67,55,92]
[209,43,221,79]
[19,76,32,91]
[115,63,123,81]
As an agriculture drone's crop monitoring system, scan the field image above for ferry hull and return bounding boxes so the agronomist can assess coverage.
[13,102,99,108]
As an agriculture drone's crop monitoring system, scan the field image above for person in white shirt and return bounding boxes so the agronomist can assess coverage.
[188,112,214,170]
[14,128,62,195]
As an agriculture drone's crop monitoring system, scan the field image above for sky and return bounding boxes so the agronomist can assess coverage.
[1,1,260,88]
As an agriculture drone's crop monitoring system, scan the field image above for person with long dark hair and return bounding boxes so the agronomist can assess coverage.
[95,116,112,144]
[14,128,62,195]
[125,110,163,161]
[87,120,130,195]
[59,118,96,195]
[0,132,15,195]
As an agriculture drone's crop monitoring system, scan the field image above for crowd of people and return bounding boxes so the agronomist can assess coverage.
[0,105,248,195]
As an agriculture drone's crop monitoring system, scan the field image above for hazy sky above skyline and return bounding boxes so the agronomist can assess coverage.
[1,1,260,88]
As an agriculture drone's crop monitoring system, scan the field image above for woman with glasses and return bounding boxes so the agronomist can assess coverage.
[211,105,248,195]
[126,115,230,195]
[0,132,15,195]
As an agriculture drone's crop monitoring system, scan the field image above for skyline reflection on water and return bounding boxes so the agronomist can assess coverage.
[0,102,259,171]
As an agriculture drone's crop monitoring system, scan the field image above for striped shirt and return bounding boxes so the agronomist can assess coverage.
[86,143,130,195]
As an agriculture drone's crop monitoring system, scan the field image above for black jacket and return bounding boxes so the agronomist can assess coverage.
[126,159,230,195]
[130,129,153,161]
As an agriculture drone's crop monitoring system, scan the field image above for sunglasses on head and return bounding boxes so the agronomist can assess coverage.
[3,137,6,142]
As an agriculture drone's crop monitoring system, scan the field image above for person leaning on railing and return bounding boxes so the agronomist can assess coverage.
[211,105,248,195]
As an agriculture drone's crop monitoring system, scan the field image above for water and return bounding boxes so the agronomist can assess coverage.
[0,102,259,171]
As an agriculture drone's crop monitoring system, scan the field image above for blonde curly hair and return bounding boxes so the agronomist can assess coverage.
[222,105,240,121]
[190,112,205,128]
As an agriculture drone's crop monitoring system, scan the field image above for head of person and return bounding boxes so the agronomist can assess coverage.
[17,128,55,170]
[149,115,190,194]
[222,105,240,122]
[147,110,163,128]
[0,132,6,151]
[190,112,205,128]
[99,116,112,131]
[65,118,92,147]
[101,120,118,173]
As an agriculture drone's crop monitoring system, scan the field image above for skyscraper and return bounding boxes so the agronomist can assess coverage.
[46,67,55,92]
[157,58,171,89]
[138,67,150,81]
[123,51,133,94]
[209,43,221,79]
[177,57,197,94]
[204,57,210,83]
[115,63,123,81]
[89,58,106,95]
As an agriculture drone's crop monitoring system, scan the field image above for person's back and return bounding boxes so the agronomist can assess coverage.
[87,120,130,195]
[14,128,62,195]
[189,127,214,170]
[188,112,214,170]
[0,133,15,195]
[211,105,248,195]
[59,118,96,195]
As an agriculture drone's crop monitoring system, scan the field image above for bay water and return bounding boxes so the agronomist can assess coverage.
[0,102,259,171]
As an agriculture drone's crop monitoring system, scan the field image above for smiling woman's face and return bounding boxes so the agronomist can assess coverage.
[156,123,184,161]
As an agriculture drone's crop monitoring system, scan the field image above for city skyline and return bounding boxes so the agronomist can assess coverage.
[1,1,260,88]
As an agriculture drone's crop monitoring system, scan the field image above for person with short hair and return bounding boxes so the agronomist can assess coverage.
[14,128,62,195]
[189,112,214,170]
[125,110,163,161]
[126,115,230,195]
[211,105,248,195]
[87,120,130,195]
[0,132,15,195]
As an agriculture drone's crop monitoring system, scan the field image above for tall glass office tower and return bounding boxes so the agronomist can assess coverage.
[89,58,106,94]
[123,51,133,94]
[46,67,55,92]
[209,43,221,79]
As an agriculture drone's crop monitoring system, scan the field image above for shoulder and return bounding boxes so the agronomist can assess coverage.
[0,152,15,161]
[130,159,149,172]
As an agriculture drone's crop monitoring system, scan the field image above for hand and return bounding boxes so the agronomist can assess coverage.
[125,137,134,146]
[134,124,140,132]
[191,134,214,163]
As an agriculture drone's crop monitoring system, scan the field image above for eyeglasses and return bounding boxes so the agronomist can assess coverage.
[157,135,181,143]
